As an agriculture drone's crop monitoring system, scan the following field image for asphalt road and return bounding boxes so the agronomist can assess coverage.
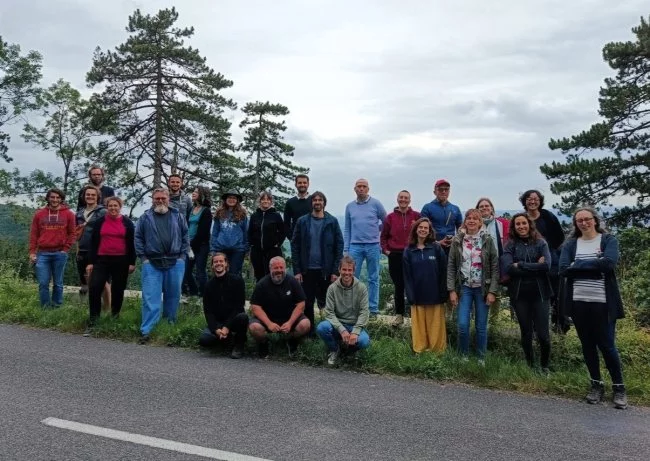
[1,324,649,461]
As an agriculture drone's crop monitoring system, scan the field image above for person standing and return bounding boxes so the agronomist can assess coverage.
[559,208,627,409]
[403,218,448,353]
[75,185,106,297]
[521,189,567,333]
[85,196,136,333]
[447,209,499,364]
[76,165,115,210]
[198,253,249,359]
[185,186,212,297]
[29,188,76,308]
[316,256,370,365]
[421,179,462,253]
[135,188,189,343]
[210,190,249,277]
[291,191,344,331]
[381,190,420,326]
[248,191,286,281]
[501,213,553,373]
[283,174,311,240]
[476,197,509,257]
[344,178,387,317]
[167,174,193,221]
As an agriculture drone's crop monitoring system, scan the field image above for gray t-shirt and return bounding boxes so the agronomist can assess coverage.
[308,217,325,270]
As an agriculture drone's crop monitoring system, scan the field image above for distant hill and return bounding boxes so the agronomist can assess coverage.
[0,204,34,241]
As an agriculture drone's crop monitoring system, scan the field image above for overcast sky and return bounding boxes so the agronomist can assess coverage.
[1,0,646,215]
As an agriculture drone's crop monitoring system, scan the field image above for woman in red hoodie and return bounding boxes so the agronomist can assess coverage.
[84,196,136,335]
[380,190,420,326]
[29,188,76,308]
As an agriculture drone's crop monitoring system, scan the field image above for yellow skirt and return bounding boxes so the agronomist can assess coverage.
[411,304,447,353]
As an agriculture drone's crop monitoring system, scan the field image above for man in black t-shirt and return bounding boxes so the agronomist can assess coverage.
[248,256,309,358]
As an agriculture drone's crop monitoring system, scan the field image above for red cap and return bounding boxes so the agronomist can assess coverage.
[435,179,450,188]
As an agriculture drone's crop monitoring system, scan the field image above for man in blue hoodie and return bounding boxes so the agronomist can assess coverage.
[344,179,387,316]
[135,188,189,343]
[420,179,462,253]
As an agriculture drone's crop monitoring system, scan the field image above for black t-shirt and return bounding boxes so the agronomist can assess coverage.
[250,274,306,324]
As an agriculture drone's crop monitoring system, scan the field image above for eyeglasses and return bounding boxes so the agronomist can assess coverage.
[436,187,450,192]
[576,217,594,224]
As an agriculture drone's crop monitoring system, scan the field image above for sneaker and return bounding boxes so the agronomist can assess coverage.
[392,314,404,327]
[180,296,189,305]
[138,334,150,345]
[461,356,469,363]
[612,384,628,410]
[369,312,379,320]
[257,341,270,359]
[586,379,605,404]
[287,338,299,359]
[478,359,486,367]
[230,345,244,359]
[82,327,93,337]
[540,367,550,378]
[327,349,340,366]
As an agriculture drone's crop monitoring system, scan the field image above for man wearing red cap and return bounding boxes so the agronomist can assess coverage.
[421,179,462,252]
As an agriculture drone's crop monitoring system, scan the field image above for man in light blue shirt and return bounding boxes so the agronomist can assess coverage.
[344,179,387,316]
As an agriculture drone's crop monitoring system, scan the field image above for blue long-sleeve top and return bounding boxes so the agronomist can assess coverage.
[420,199,462,241]
[344,196,387,253]
[210,211,249,253]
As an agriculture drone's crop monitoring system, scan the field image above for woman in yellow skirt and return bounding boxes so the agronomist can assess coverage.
[402,218,448,353]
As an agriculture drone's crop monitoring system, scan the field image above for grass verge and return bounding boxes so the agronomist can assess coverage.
[2,268,649,406]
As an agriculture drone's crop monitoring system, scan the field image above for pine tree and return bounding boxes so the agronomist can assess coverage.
[86,7,236,208]
[238,101,308,209]
[541,16,650,226]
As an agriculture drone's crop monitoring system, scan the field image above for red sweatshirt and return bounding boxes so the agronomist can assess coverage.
[29,204,76,254]
[380,207,421,252]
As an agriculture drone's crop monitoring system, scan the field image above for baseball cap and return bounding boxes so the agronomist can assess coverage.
[435,179,450,188]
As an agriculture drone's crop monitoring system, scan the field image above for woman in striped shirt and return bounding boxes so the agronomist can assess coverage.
[559,207,626,409]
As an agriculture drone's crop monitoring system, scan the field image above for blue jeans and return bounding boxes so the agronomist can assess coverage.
[316,320,371,352]
[140,259,185,335]
[348,243,381,313]
[457,285,489,358]
[35,251,68,307]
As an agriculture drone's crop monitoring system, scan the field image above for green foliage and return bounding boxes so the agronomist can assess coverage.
[0,36,42,162]
[86,7,237,210]
[238,101,308,210]
[541,16,650,226]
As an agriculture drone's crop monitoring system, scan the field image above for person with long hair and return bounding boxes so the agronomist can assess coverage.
[210,190,249,277]
[475,197,509,256]
[502,213,553,373]
[184,186,213,296]
[447,209,499,364]
[248,190,285,281]
[520,189,567,332]
[75,185,106,299]
[559,207,626,409]
[402,218,448,353]
[85,196,136,335]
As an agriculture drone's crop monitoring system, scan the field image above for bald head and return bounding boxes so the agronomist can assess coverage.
[354,178,369,201]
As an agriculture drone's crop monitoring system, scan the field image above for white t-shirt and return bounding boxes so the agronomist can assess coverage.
[573,234,606,303]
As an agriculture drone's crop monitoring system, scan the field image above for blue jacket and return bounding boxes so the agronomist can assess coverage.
[403,242,448,305]
[559,233,624,320]
[210,211,249,253]
[420,200,462,241]
[135,208,189,262]
[291,212,344,278]
[501,238,553,300]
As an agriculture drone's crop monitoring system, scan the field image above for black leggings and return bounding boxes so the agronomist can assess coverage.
[572,301,623,384]
[89,256,130,322]
[302,269,332,331]
[250,246,283,282]
[388,252,405,315]
[513,297,551,368]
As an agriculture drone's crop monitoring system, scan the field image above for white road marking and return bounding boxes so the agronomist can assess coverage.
[41,417,273,461]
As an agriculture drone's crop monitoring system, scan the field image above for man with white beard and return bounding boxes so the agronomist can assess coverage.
[135,188,189,344]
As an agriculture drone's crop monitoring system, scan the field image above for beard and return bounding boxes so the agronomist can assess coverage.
[154,204,169,214]
[271,272,285,284]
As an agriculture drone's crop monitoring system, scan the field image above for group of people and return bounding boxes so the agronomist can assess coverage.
[28,168,628,409]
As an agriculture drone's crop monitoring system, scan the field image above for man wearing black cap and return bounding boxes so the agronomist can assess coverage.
[421,179,463,252]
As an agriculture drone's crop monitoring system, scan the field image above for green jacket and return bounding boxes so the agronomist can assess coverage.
[325,277,369,335]
[446,231,499,297]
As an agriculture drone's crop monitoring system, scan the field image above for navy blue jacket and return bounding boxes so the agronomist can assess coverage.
[291,212,344,278]
[403,242,448,305]
[135,208,189,264]
[559,233,624,321]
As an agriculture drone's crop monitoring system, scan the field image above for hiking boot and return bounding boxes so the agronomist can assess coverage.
[478,359,486,367]
[257,341,270,359]
[138,334,150,345]
[586,379,605,404]
[82,327,93,337]
[540,367,550,378]
[230,345,244,359]
[287,338,299,359]
[392,314,404,327]
[327,349,340,366]
[612,384,628,410]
